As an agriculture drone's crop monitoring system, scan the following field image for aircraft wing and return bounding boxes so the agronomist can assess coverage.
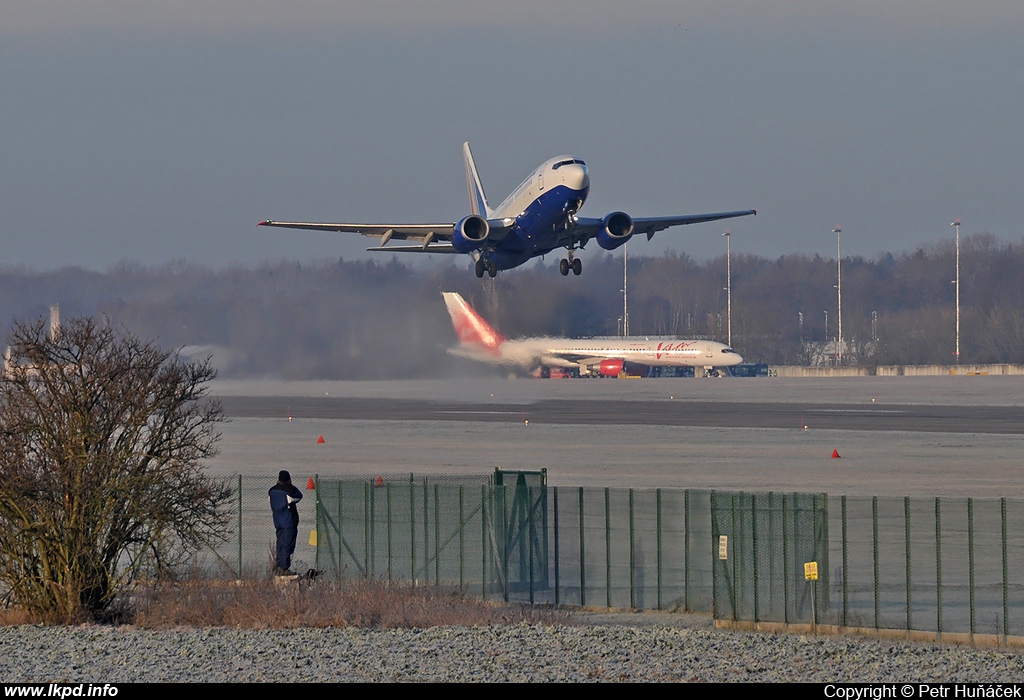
[258,220,456,247]
[572,209,756,244]
[258,218,513,250]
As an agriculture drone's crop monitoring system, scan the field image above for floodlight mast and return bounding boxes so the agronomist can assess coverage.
[832,227,842,364]
[952,218,960,364]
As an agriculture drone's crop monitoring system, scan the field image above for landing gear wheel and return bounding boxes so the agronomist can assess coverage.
[559,259,570,276]
[474,259,485,278]
[572,258,582,275]
[487,260,498,278]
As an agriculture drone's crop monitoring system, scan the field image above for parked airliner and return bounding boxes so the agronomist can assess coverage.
[259,143,755,278]
[443,292,743,377]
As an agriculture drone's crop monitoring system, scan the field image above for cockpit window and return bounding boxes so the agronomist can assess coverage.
[721,348,735,354]
[552,159,586,170]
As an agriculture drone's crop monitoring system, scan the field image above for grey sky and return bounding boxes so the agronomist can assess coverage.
[3,1,1022,270]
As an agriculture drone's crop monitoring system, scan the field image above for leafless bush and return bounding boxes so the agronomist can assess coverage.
[0,316,232,621]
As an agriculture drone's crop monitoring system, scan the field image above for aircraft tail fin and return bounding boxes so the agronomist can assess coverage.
[442,292,505,354]
[462,142,493,218]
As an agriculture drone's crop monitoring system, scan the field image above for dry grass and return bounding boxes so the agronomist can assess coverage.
[125,578,569,629]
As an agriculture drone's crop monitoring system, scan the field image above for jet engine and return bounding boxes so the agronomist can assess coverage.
[596,359,649,377]
[595,211,634,251]
[451,215,491,253]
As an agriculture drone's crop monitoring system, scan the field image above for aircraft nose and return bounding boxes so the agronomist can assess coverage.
[565,164,589,191]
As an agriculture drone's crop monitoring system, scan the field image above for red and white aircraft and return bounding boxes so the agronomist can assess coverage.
[443,292,743,377]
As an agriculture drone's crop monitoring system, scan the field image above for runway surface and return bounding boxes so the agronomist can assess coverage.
[220,396,1024,434]
[208,376,1024,498]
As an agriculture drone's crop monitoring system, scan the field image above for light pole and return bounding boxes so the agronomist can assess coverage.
[723,229,732,347]
[952,218,960,363]
[622,241,629,338]
[832,226,843,364]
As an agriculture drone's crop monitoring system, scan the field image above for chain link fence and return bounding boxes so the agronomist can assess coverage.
[206,473,1024,641]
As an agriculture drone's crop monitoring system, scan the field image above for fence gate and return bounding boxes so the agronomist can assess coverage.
[490,469,548,600]
[712,491,829,624]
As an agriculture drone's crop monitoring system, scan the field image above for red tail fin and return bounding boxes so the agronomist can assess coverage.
[442,292,506,353]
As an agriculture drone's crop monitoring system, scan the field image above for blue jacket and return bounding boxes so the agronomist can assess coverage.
[269,482,302,529]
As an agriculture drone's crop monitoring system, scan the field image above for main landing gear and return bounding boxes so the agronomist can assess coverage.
[559,250,582,276]
[475,258,498,278]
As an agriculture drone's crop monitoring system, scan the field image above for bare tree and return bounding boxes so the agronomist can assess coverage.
[0,316,232,620]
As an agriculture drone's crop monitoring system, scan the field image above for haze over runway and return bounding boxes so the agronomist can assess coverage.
[3,2,1022,271]
[209,376,1024,498]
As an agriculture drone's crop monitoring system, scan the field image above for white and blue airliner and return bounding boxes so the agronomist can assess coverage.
[259,143,756,278]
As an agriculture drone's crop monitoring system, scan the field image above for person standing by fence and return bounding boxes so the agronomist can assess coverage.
[268,470,302,575]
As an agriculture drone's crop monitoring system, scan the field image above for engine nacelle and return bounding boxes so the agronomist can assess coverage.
[597,359,649,377]
[595,211,634,251]
[451,215,490,253]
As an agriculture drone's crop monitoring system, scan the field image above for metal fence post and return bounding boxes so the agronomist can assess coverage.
[752,493,759,623]
[935,497,942,639]
[782,493,789,624]
[905,496,912,635]
[344,480,348,581]
[1002,497,1008,644]
[363,482,370,579]
[410,479,416,588]
[553,486,560,607]
[529,484,536,605]
[656,488,663,611]
[579,487,586,607]
[423,478,429,587]
[481,484,487,599]
[683,489,690,612]
[873,496,879,631]
[315,474,321,571]
[237,474,242,579]
[434,484,440,589]
[605,487,611,609]
[459,485,465,591]
[629,488,636,610]
[387,482,393,582]
[842,495,848,628]
[968,497,975,641]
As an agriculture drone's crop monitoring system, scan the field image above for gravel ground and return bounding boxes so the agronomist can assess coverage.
[3,616,1023,683]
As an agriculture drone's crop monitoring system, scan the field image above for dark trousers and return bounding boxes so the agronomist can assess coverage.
[276,526,298,571]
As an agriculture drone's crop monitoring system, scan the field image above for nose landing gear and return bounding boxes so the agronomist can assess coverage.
[475,258,498,278]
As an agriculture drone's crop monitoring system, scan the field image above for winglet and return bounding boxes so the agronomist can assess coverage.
[462,143,493,218]
[442,292,505,353]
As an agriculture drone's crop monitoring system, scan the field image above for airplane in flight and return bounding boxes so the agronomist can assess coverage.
[442,292,743,377]
[259,143,756,278]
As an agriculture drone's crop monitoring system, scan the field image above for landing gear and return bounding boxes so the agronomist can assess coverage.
[475,258,498,278]
[560,249,582,276]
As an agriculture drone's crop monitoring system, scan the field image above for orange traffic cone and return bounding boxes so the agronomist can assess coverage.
[831,448,841,459]
[375,475,384,488]
[316,434,325,444]
[307,477,315,490]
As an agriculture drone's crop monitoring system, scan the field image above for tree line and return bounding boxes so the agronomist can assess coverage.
[1,232,1021,379]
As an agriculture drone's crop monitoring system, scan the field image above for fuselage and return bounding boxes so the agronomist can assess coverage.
[488,156,590,271]
[500,337,742,369]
